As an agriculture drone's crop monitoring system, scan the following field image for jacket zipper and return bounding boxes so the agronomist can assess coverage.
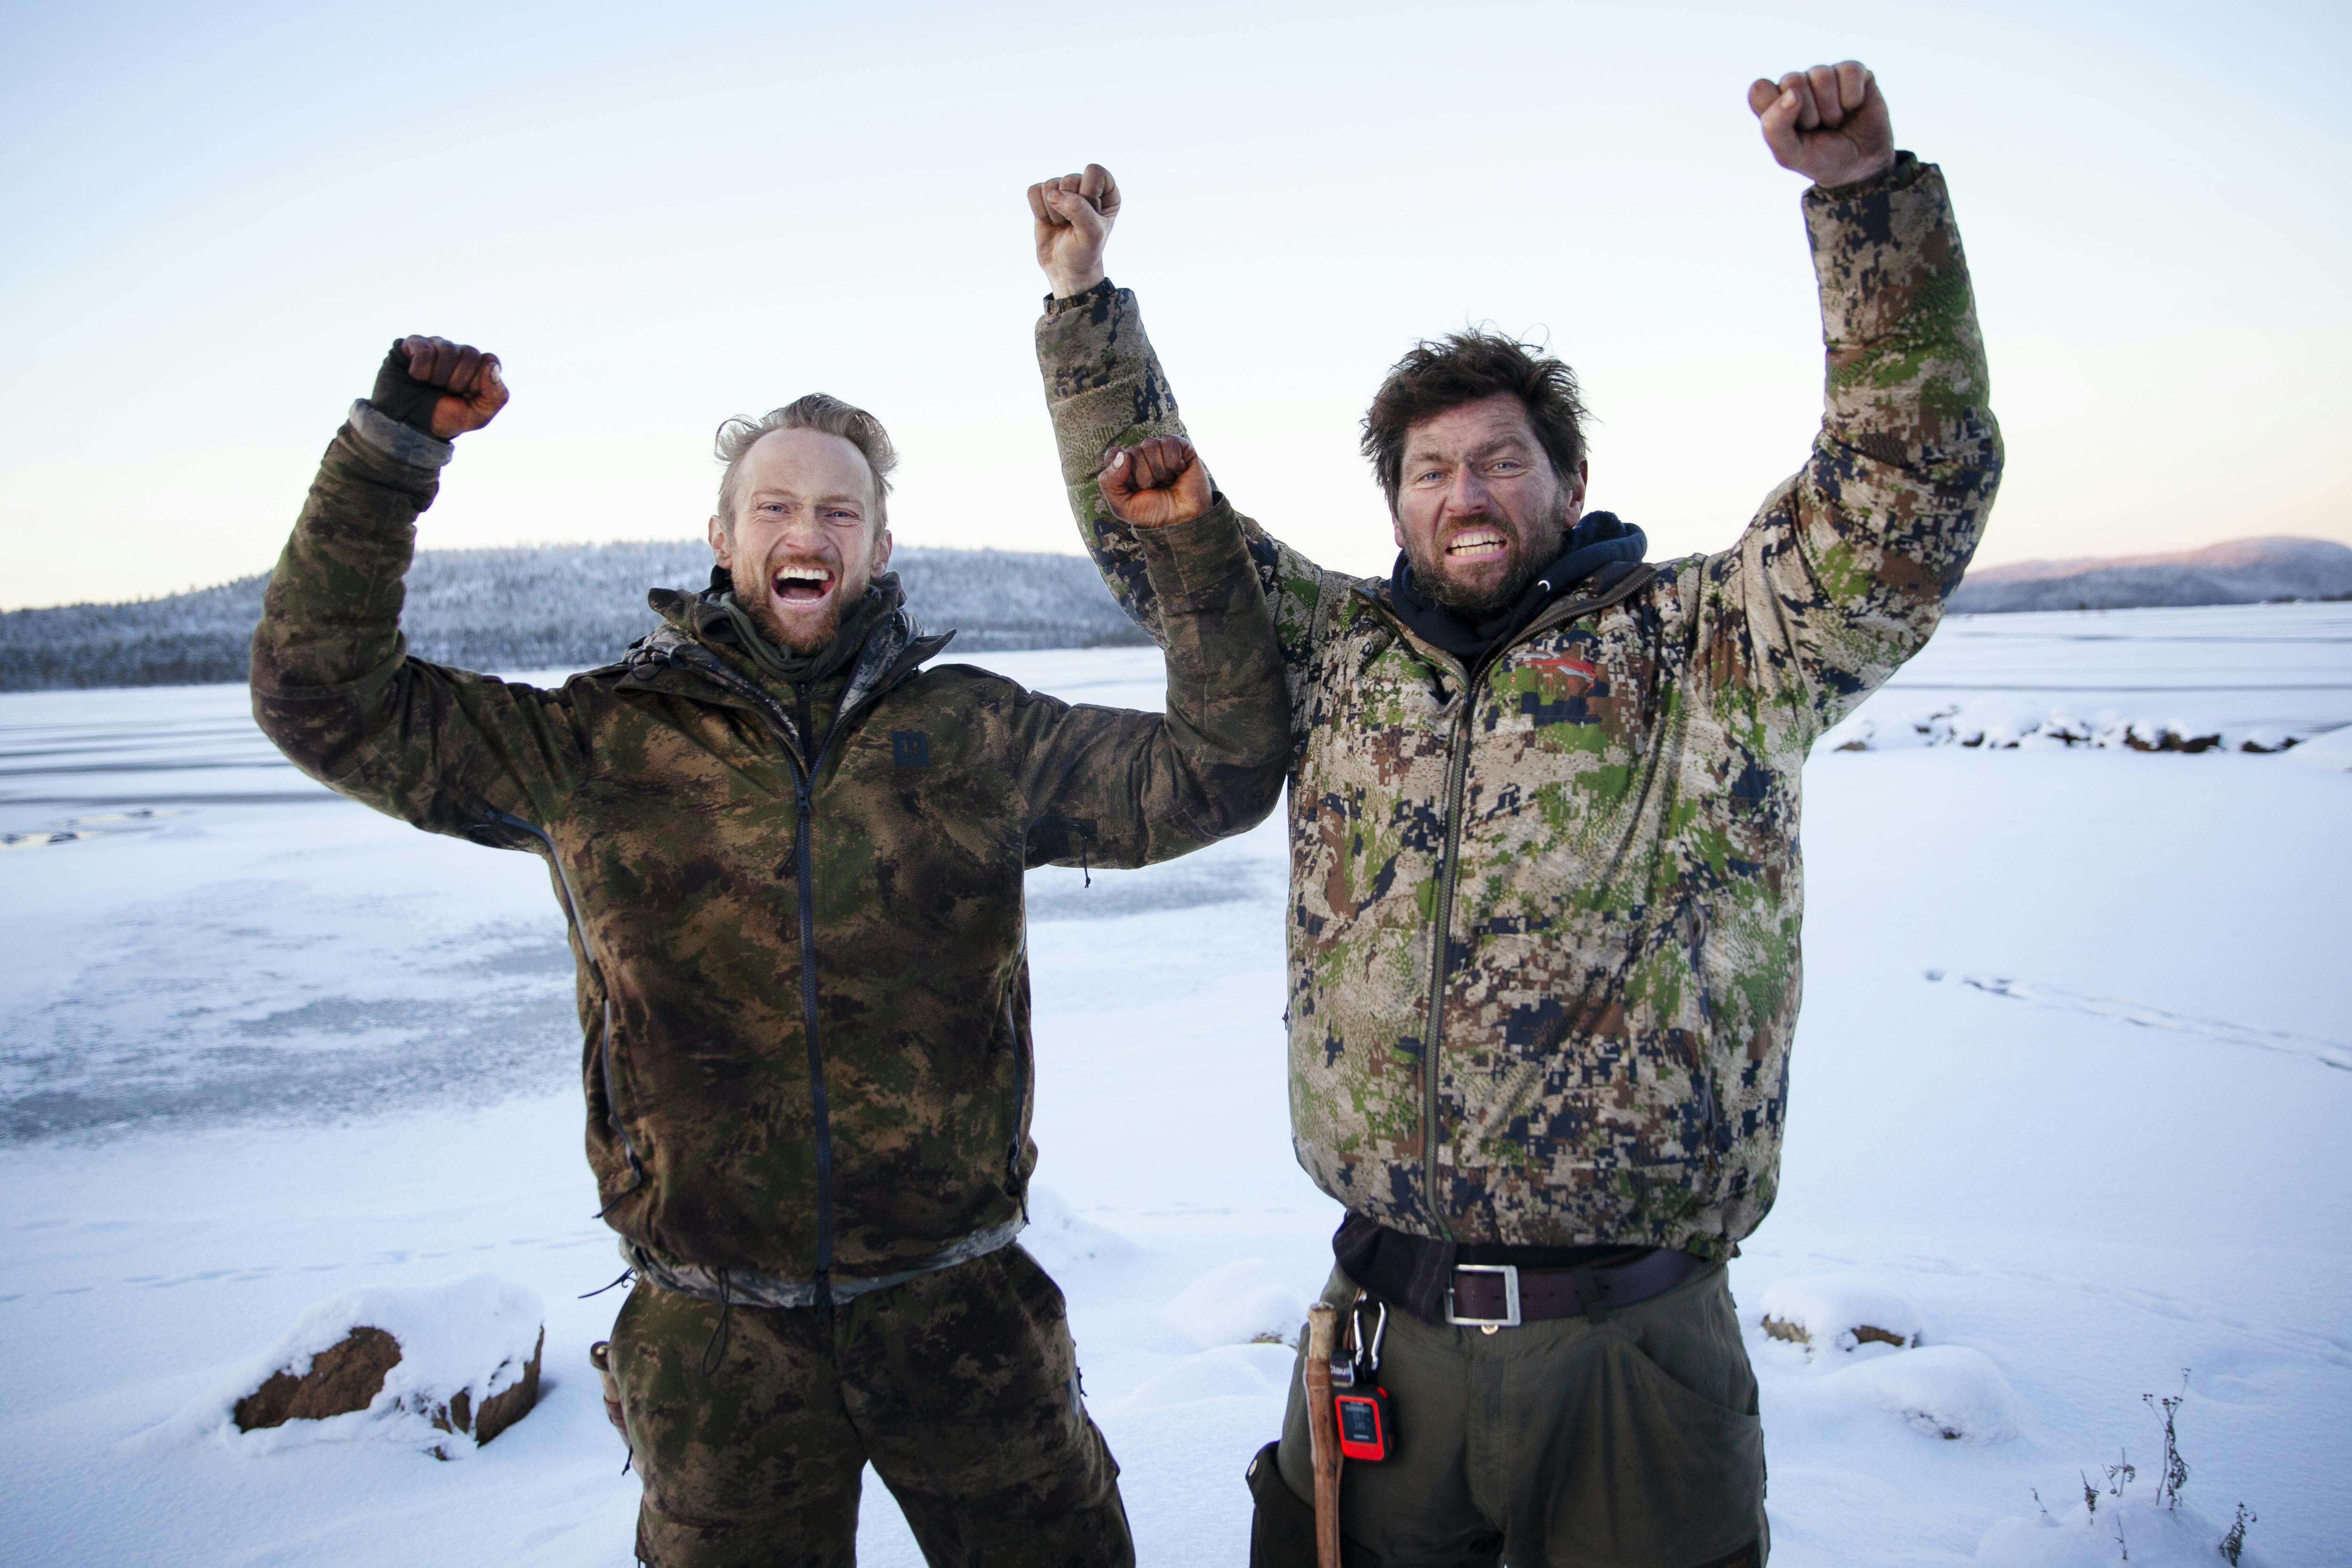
[635,633,938,1293]
[1393,562,1661,1242]
[1419,680,1479,1241]
[475,804,646,1214]
[790,679,837,1307]
[1003,990,1028,1200]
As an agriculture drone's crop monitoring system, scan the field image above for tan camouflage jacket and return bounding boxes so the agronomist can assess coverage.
[1037,154,2001,1257]
[251,428,1287,1287]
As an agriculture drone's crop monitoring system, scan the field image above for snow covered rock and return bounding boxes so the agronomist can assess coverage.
[1160,1259,1311,1350]
[188,1276,544,1459]
[1758,1274,1923,1352]
[1826,1344,2020,1442]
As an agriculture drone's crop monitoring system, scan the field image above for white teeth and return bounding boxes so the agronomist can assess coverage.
[773,566,833,586]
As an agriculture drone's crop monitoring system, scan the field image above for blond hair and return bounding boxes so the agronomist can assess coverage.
[713,393,898,529]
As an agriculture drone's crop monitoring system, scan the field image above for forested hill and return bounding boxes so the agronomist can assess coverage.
[1948,535,2352,613]
[0,541,1148,692]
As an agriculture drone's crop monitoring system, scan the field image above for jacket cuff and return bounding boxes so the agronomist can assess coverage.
[1807,149,1924,206]
[347,398,456,470]
[1042,276,1118,317]
[1130,493,1245,599]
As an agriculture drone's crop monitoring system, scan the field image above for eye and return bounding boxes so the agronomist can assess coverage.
[1491,459,1523,473]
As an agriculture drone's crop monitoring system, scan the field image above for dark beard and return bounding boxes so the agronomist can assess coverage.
[1412,549,1537,622]
[1406,507,1571,623]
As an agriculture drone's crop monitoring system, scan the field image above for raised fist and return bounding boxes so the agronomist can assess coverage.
[370,335,510,440]
[1027,164,1119,300]
[1099,436,1210,530]
[1747,62,1896,189]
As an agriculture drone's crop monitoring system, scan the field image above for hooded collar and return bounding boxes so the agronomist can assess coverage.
[694,565,904,687]
[1385,510,1648,663]
[635,566,953,737]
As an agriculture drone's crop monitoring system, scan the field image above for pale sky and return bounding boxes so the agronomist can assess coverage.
[4,0,2347,610]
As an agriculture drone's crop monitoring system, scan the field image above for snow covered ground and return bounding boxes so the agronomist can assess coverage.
[2,601,2345,1566]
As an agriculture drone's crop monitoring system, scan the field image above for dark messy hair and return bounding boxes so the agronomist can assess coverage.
[1360,330,1590,505]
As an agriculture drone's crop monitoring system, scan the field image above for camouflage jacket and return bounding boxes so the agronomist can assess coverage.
[250,428,1288,1285]
[1036,155,2001,1257]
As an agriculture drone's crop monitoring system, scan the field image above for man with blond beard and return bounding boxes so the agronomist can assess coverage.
[1028,61,2000,1566]
[251,341,1290,1565]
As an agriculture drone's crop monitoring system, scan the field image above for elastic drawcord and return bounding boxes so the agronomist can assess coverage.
[579,1268,635,1300]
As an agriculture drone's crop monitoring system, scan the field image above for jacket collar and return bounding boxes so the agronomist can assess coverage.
[1383,511,1648,665]
[620,572,956,752]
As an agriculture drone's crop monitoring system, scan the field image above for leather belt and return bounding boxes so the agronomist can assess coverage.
[1444,1247,1707,1329]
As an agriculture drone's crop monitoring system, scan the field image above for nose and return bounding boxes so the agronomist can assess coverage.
[1444,467,1493,517]
[771,510,828,553]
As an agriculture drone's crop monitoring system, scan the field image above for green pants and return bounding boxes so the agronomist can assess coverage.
[1272,1263,1766,1568]
[609,1245,1133,1568]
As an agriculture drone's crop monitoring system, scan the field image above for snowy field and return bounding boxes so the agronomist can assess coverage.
[2,601,2347,1567]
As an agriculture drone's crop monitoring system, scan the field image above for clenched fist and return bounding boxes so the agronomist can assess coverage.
[1028,164,1119,300]
[1747,62,1896,189]
[370,335,510,440]
[1099,436,1209,530]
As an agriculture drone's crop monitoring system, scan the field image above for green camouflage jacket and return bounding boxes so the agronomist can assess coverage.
[251,427,1288,1288]
[1036,155,2001,1257]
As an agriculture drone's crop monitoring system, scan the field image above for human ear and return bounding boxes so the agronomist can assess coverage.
[870,527,894,574]
[707,513,731,567]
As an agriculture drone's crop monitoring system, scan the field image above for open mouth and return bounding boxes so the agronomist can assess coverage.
[1443,528,1511,561]
[771,564,836,605]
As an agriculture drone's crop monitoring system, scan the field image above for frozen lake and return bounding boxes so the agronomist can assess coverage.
[2,604,2346,1566]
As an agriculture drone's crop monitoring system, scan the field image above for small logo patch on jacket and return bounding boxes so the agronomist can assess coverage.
[891,731,930,767]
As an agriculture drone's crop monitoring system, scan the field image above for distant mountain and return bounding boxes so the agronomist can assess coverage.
[1948,535,2352,614]
[0,541,1147,692]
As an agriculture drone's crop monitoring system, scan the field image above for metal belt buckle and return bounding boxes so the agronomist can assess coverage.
[1444,1263,1521,1329]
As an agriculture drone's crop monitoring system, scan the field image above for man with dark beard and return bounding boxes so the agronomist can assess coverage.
[250,343,1290,1567]
[1027,61,2001,1565]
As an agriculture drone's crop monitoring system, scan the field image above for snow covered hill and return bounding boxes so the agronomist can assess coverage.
[2,603,2345,1567]
[0,540,1145,692]
[1948,535,2352,614]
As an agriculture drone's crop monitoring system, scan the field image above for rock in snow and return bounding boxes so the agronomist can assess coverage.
[162,1276,543,1459]
[1758,1274,1923,1352]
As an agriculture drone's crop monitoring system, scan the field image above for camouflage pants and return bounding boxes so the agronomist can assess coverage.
[608,1245,1133,1568]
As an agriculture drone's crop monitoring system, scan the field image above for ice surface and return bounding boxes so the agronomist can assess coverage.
[144,1275,543,1459]
[2,615,2347,1567]
[1814,600,2352,753]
